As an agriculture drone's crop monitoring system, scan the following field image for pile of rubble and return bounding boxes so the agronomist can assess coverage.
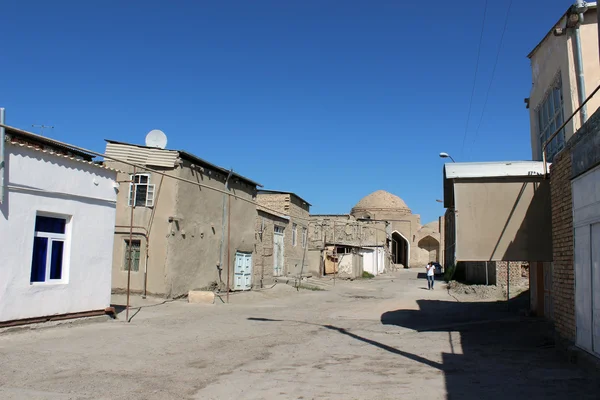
[447,277,529,301]
[447,281,503,300]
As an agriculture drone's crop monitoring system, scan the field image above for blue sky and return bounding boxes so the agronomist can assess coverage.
[1,1,573,223]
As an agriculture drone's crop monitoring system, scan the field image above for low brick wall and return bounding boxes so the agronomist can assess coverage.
[496,261,526,287]
[550,145,575,342]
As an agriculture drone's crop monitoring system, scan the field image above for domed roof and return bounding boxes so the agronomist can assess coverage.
[351,190,411,214]
[421,220,439,232]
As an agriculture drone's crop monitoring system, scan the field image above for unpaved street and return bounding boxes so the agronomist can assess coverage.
[1,270,598,400]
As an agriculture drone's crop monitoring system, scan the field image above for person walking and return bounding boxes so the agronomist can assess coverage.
[426,262,435,290]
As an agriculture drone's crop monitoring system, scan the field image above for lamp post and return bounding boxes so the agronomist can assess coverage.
[439,152,456,163]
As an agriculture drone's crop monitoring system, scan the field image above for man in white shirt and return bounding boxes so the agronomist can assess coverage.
[426,262,435,290]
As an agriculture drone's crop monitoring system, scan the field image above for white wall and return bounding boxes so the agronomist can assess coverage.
[0,145,117,322]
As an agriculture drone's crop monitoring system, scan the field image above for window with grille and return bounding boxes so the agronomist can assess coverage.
[274,225,285,234]
[128,174,155,207]
[537,75,565,162]
[123,240,141,272]
[31,215,68,283]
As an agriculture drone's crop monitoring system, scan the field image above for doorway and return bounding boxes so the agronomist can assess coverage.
[391,231,409,267]
[234,252,252,291]
[273,226,284,277]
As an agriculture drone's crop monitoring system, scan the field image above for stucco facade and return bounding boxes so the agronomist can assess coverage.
[309,214,389,276]
[105,141,260,298]
[256,191,310,277]
[527,5,600,162]
[253,209,289,287]
[0,130,117,323]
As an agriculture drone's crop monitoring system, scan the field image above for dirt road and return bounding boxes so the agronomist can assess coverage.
[0,270,598,400]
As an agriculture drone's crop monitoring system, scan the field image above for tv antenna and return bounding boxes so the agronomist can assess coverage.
[32,124,54,135]
[145,129,168,149]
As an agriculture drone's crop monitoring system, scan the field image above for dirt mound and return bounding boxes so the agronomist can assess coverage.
[447,281,503,300]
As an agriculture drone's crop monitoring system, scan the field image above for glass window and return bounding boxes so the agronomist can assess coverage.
[128,174,155,207]
[123,240,141,272]
[31,215,68,283]
[537,75,565,162]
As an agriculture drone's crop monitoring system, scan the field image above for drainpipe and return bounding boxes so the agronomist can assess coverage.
[218,169,233,291]
[573,0,588,125]
[0,108,5,204]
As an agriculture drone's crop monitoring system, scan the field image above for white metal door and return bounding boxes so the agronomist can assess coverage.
[273,232,284,277]
[573,165,600,357]
[592,223,600,355]
[234,252,252,291]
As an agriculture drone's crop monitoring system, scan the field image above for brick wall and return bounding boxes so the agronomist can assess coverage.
[550,150,575,342]
[256,193,310,276]
[254,210,288,287]
[496,261,526,286]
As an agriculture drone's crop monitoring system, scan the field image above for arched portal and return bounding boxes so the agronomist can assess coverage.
[418,235,440,263]
[391,231,409,268]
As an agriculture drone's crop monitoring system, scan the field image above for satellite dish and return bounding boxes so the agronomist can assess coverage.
[145,129,168,149]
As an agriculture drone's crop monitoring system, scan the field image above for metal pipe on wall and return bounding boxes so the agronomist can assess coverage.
[126,166,136,322]
[0,108,5,204]
[573,0,588,125]
[219,170,233,291]
[226,193,231,303]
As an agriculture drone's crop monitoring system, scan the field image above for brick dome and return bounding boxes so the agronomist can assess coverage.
[351,190,411,216]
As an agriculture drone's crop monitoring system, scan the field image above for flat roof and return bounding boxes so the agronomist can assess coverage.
[442,161,549,209]
[444,161,548,179]
[105,139,262,187]
[257,189,311,206]
[527,2,597,59]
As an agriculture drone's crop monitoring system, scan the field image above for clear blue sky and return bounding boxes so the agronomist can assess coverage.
[1,1,573,223]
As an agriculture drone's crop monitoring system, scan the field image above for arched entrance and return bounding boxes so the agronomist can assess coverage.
[418,235,439,262]
[391,231,409,267]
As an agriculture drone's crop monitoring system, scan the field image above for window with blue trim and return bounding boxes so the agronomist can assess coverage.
[31,215,68,283]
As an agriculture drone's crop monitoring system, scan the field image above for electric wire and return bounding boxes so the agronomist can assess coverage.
[469,0,513,157]
[460,0,489,158]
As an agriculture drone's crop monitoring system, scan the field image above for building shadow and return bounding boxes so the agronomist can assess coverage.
[381,292,600,399]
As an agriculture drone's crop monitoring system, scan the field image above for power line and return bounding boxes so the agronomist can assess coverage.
[460,0,489,158]
[469,0,513,157]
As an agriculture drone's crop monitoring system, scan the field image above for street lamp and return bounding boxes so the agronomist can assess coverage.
[439,152,456,163]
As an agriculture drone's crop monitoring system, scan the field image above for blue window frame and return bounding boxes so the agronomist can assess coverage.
[31,215,67,283]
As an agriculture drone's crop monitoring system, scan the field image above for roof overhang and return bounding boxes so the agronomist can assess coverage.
[443,161,549,208]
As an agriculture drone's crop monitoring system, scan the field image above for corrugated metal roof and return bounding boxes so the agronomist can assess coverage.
[104,140,262,187]
[444,161,548,179]
[8,141,120,173]
[105,141,179,168]
[5,126,95,160]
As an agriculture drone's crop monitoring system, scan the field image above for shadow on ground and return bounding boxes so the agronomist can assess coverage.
[249,291,600,399]
[381,291,600,400]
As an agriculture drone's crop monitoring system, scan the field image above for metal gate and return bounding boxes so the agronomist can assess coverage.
[273,228,284,277]
[234,252,252,291]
